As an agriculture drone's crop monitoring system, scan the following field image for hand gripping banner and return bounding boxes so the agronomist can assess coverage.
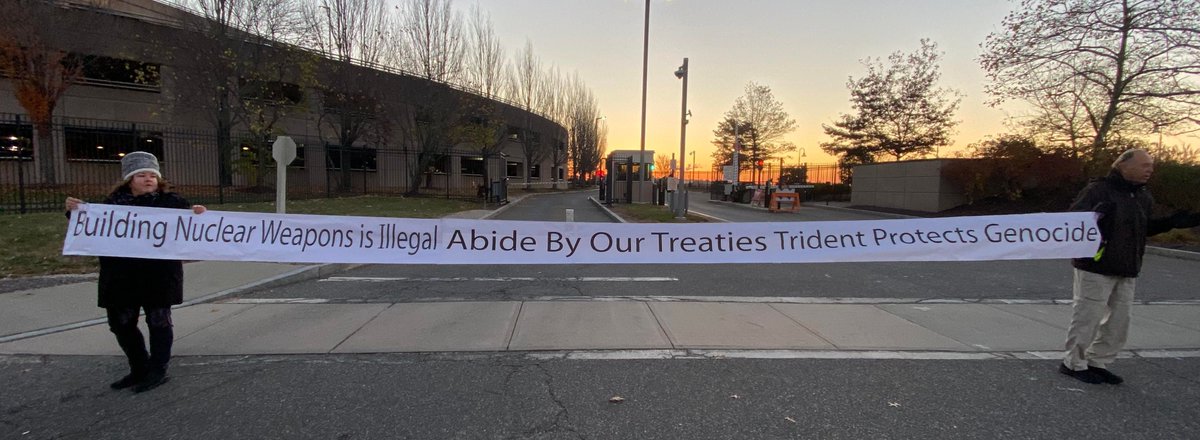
[63,204,1101,265]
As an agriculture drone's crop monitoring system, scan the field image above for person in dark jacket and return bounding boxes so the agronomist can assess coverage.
[1060,149,1200,385]
[65,151,206,393]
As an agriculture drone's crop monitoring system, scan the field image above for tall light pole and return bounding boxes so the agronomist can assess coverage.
[639,0,650,183]
[689,150,695,183]
[594,116,605,178]
[674,58,689,219]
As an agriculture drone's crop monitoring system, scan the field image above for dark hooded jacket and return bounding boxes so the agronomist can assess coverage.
[1069,170,1174,278]
[95,188,192,308]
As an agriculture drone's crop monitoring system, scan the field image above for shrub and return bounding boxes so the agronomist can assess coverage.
[943,155,1084,205]
[1149,162,1200,212]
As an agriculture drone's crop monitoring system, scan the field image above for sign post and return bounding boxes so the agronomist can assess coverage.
[272,136,297,214]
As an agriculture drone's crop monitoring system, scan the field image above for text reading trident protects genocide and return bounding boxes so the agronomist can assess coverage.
[68,206,1101,264]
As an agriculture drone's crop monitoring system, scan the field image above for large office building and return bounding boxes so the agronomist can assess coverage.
[1,0,567,208]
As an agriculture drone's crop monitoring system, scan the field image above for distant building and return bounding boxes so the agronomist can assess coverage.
[0,0,566,206]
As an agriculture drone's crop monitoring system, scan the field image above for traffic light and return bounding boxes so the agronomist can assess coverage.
[755,159,764,168]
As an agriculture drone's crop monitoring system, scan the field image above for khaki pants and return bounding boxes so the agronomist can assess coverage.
[1063,269,1136,371]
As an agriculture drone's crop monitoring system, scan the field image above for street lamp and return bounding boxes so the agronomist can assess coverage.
[674,58,688,219]
[689,150,695,183]
[594,116,605,181]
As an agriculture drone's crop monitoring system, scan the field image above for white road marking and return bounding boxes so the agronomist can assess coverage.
[686,209,731,223]
[320,276,679,282]
[523,348,1200,361]
[226,298,330,304]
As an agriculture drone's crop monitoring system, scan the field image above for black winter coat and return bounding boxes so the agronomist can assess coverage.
[95,189,192,308]
[1069,171,1174,278]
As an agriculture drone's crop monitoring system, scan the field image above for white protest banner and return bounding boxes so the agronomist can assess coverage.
[62,204,1101,265]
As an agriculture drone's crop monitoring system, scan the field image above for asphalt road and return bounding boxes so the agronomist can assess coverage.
[4,354,1197,439]
[495,191,614,223]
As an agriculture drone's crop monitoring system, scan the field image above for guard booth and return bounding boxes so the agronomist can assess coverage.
[602,150,654,203]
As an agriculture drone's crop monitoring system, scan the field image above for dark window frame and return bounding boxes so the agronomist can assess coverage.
[0,122,34,161]
[325,145,377,172]
[64,126,164,162]
[71,54,162,92]
[460,155,485,176]
[239,79,304,106]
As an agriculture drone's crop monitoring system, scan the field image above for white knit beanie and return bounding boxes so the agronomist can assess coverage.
[121,151,162,181]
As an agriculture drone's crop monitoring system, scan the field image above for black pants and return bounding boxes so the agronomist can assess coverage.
[106,306,174,374]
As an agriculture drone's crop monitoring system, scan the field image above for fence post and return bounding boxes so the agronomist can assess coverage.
[324,143,332,198]
[16,115,27,214]
[218,136,225,205]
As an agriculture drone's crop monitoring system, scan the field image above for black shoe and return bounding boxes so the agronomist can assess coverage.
[109,372,144,390]
[1059,364,1103,384]
[1088,366,1124,385]
[132,370,169,393]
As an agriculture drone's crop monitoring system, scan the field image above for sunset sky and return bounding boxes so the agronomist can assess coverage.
[474,0,1022,169]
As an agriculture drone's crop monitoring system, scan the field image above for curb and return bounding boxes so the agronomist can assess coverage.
[808,203,919,219]
[0,262,360,344]
[1146,246,1200,262]
[480,194,526,220]
[178,263,362,307]
[588,196,627,223]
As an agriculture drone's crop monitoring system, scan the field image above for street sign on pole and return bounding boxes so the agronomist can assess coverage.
[272,136,297,214]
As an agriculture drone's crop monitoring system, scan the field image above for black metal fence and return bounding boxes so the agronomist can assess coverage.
[1,114,563,214]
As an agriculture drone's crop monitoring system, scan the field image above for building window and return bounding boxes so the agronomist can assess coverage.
[506,160,522,178]
[0,123,33,160]
[64,126,164,162]
[240,79,304,105]
[461,156,485,175]
[322,90,376,118]
[420,155,450,174]
[529,164,540,179]
[73,55,161,91]
[325,146,376,171]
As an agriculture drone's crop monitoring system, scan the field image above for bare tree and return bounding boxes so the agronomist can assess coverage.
[465,3,506,99]
[823,39,961,162]
[712,82,796,184]
[507,39,547,185]
[538,65,571,183]
[392,85,465,195]
[458,95,512,197]
[300,0,391,190]
[0,0,100,184]
[164,0,312,186]
[980,0,1200,163]
[300,0,391,65]
[400,0,466,84]
[565,73,603,180]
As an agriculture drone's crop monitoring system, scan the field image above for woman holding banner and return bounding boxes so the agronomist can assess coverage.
[64,152,206,393]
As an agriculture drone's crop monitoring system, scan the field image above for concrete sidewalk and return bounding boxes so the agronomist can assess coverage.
[3,298,1199,357]
[0,261,349,342]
